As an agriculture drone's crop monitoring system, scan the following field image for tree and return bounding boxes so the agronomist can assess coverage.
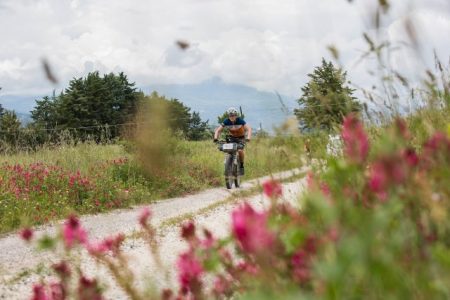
[0,104,4,121]
[0,110,21,146]
[30,71,142,141]
[0,87,5,120]
[31,95,58,130]
[187,112,210,141]
[294,59,361,132]
[139,92,210,140]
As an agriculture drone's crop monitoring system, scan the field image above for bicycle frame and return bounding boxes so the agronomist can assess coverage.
[217,139,245,189]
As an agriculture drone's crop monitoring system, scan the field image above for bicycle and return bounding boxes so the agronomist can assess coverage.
[216,137,245,189]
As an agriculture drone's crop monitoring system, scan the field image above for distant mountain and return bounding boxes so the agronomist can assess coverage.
[0,77,298,131]
[16,112,32,125]
[0,95,35,125]
[142,77,297,131]
[0,94,40,113]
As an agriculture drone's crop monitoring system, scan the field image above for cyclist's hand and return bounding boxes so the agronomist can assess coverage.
[213,138,218,143]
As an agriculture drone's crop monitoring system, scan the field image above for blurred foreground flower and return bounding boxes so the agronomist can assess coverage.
[62,215,87,248]
[342,114,369,164]
[138,207,152,227]
[262,179,283,198]
[232,203,275,254]
[177,250,203,295]
[20,228,34,242]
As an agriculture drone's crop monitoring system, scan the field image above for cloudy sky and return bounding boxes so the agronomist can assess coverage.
[0,0,449,105]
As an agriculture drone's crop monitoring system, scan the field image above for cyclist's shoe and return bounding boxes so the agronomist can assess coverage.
[240,164,245,175]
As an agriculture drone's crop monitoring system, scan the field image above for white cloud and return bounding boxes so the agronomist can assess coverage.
[0,0,448,101]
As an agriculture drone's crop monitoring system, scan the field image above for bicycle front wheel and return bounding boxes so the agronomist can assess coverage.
[233,163,240,188]
[224,155,234,189]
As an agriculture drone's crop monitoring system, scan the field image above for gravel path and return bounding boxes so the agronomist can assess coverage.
[0,168,307,299]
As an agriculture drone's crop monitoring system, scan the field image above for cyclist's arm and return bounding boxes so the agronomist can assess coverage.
[244,124,252,140]
[214,125,224,140]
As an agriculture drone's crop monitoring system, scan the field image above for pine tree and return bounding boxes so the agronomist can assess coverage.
[31,95,59,129]
[30,71,141,141]
[294,58,361,132]
[187,112,210,141]
[0,104,4,120]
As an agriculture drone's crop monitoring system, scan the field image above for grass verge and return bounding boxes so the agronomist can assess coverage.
[0,137,304,233]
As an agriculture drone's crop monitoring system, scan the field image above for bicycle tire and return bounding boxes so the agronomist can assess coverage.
[234,158,240,188]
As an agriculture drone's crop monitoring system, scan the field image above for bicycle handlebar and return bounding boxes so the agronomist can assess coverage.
[216,140,245,145]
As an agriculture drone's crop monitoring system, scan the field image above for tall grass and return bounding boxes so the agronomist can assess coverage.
[0,142,127,174]
[0,136,303,233]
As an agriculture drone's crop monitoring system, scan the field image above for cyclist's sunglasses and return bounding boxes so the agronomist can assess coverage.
[229,113,237,117]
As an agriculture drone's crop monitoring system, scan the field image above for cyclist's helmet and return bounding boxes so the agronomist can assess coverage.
[227,107,239,117]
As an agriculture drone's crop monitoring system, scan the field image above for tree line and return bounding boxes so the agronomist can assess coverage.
[1,58,362,151]
[0,72,211,151]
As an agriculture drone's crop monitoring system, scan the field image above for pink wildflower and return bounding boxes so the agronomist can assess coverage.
[327,227,340,242]
[320,182,331,197]
[237,261,259,275]
[368,161,389,202]
[201,229,215,249]
[369,162,387,192]
[423,132,450,153]
[78,276,104,300]
[87,234,124,256]
[304,235,318,254]
[138,207,152,227]
[87,237,115,255]
[219,249,233,265]
[62,215,88,248]
[19,227,33,242]
[291,250,311,283]
[341,114,369,164]
[213,275,231,296]
[232,203,275,254]
[262,179,283,198]
[31,284,48,300]
[49,282,65,300]
[403,148,419,167]
[181,220,196,240]
[53,261,71,279]
[422,132,450,168]
[306,171,315,189]
[161,289,173,300]
[368,154,409,202]
[176,250,203,294]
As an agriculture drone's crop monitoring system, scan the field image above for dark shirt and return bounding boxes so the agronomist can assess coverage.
[222,117,246,137]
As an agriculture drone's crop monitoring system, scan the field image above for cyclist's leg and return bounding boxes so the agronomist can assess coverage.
[237,137,245,164]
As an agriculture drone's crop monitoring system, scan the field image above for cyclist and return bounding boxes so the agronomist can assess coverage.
[213,107,252,174]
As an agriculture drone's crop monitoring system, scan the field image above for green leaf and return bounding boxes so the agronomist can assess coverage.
[37,234,56,251]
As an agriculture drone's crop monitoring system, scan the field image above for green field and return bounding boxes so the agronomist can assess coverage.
[0,137,304,233]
